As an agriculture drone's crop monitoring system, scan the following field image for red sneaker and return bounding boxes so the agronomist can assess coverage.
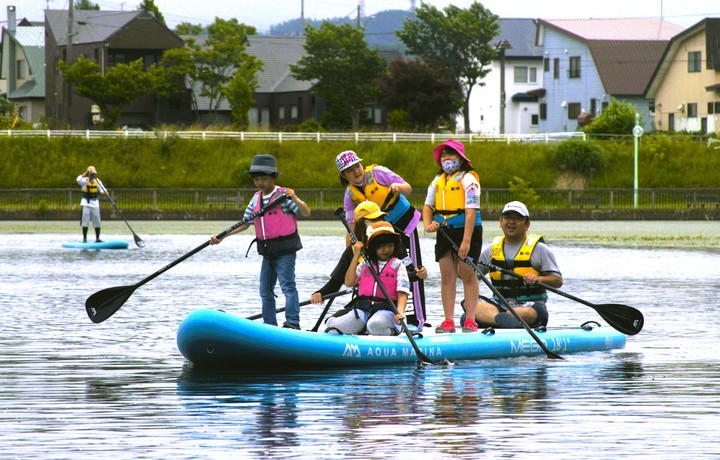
[435,319,456,333]
[462,318,478,333]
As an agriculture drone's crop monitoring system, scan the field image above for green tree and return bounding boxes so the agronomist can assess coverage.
[161,19,260,124]
[138,0,164,25]
[397,2,499,133]
[378,58,459,131]
[291,21,387,130]
[175,22,204,35]
[223,60,261,128]
[74,0,100,10]
[59,57,158,129]
[583,99,641,136]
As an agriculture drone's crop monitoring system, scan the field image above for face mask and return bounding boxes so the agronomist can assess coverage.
[442,159,461,174]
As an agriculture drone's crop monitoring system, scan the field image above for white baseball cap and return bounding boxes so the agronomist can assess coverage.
[501,201,529,218]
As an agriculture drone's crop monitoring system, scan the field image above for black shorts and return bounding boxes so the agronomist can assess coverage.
[435,225,483,262]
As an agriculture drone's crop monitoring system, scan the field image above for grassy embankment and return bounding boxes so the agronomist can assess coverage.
[2,134,719,190]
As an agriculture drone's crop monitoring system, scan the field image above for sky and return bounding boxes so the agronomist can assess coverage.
[7,0,720,33]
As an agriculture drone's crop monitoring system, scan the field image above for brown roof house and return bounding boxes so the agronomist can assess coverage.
[645,18,720,134]
[44,9,190,129]
[535,18,684,132]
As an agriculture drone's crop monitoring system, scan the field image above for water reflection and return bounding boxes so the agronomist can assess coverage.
[2,231,720,457]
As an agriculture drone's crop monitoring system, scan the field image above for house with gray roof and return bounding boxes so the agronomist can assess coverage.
[188,34,318,128]
[535,18,684,133]
[44,8,189,128]
[1,5,45,124]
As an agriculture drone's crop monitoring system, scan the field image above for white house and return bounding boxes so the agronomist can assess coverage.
[458,18,544,134]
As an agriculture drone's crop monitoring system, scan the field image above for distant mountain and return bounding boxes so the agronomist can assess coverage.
[268,9,413,51]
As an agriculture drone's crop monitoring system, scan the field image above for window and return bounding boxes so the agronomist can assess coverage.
[688,51,701,73]
[553,58,560,79]
[708,102,714,115]
[18,106,27,120]
[569,56,581,78]
[687,103,698,117]
[290,105,298,119]
[16,59,26,79]
[568,102,581,120]
[590,99,597,116]
[715,102,720,114]
[278,106,285,120]
[531,114,539,126]
[248,107,259,124]
[539,103,547,120]
[543,58,549,72]
[513,66,537,83]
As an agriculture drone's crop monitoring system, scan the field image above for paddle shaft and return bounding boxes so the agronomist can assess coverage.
[476,259,643,335]
[336,208,435,365]
[85,195,290,323]
[246,289,353,321]
[106,195,145,247]
[437,227,563,360]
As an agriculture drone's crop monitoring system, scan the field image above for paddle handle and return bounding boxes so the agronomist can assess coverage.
[136,195,290,288]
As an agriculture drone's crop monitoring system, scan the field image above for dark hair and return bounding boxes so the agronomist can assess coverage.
[251,172,278,179]
[339,162,363,186]
[367,233,400,263]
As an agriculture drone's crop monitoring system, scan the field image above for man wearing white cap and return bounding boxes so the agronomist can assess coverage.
[468,201,563,329]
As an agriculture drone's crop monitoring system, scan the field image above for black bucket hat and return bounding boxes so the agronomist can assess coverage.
[247,154,280,175]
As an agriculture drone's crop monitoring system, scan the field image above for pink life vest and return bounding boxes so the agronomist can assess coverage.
[252,188,297,241]
[357,258,401,302]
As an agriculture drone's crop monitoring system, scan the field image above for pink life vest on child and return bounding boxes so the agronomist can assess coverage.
[357,258,401,302]
[252,187,297,241]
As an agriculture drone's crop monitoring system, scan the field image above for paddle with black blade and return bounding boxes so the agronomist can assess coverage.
[335,207,438,366]
[85,195,290,324]
[246,288,353,322]
[475,260,643,335]
[106,195,145,248]
[438,227,563,360]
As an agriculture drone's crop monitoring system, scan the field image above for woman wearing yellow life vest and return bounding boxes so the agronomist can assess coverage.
[422,140,483,333]
[336,151,427,329]
[76,166,109,243]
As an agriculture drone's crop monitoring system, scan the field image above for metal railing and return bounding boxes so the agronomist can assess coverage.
[2,188,718,213]
[0,129,586,144]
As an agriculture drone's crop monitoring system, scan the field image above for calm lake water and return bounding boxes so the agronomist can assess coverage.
[1,221,719,459]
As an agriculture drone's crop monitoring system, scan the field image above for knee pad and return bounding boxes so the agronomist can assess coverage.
[530,303,549,327]
[494,312,524,328]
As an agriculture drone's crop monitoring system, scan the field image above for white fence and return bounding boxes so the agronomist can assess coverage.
[0,129,586,144]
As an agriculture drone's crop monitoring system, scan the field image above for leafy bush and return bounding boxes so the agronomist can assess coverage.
[508,177,540,209]
[552,139,606,179]
[583,99,640,136]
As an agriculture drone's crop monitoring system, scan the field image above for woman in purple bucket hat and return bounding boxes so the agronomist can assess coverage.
[335,150,427,330]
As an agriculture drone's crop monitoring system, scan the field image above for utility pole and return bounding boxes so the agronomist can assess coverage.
[65,0,74,125]
[496,39,512,135]
[300,0,305,34]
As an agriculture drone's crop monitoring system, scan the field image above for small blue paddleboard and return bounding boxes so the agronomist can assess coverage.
[62,240,129,250]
